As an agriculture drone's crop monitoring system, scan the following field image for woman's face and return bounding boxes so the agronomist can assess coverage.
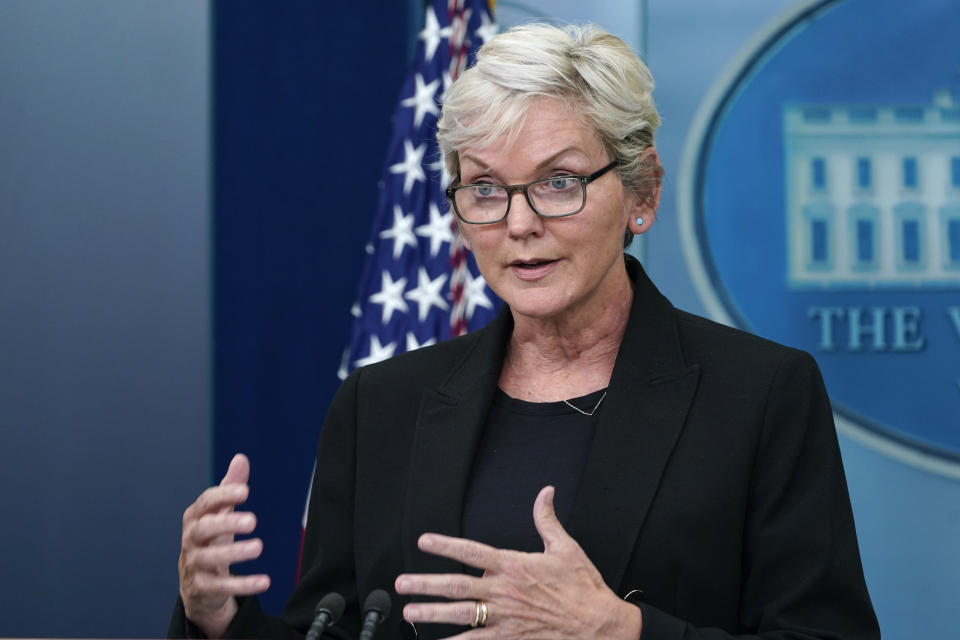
[457,98,656,324]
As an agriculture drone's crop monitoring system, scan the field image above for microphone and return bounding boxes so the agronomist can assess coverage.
[358,589,392,640]
[305,592,346,640]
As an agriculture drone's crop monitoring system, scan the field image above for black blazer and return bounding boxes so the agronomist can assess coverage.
[170,257,879,639]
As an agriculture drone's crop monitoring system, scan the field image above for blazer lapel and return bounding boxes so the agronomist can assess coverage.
[402,308,513,576]
[567,258,700,591]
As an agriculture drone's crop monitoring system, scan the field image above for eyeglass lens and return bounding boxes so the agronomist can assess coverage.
[454,176,585,222]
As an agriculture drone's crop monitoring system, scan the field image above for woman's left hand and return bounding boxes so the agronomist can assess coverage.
[395,486,644,640]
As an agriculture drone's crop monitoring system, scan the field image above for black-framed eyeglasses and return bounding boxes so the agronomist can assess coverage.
[444,160,619,225]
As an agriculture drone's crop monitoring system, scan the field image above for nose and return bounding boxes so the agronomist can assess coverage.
[505,190,545,239]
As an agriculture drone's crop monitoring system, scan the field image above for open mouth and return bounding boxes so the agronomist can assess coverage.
[509,258,560,281]
[511,258,557,269]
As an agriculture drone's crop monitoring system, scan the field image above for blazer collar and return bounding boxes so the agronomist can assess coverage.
[403,256,699,590]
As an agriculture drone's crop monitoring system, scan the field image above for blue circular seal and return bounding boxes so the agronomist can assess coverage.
[679,0,960,471]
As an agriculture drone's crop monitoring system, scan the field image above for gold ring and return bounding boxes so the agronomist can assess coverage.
[471,600,488,628]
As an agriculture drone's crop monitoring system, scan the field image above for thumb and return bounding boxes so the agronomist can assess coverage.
[533,486,570,552]
[221,452,250,486]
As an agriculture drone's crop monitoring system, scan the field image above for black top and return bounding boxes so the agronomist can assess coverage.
[461,387,604,561]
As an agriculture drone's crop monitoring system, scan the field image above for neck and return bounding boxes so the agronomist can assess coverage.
[502,267,633,401]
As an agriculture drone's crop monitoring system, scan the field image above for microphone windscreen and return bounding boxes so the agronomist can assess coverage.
[363,589,392,619]
[316,592,346,622]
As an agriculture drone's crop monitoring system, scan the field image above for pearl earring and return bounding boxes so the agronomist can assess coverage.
[635,217,644,226]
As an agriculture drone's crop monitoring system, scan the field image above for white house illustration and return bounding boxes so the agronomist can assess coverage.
[783,88,960,287]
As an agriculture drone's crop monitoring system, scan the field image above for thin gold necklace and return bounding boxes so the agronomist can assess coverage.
[505,351,608,417]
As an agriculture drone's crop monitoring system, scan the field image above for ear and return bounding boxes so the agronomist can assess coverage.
[626,194,658,235]
[626,148,662,236]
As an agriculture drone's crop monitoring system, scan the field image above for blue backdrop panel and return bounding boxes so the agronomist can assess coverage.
[0,1,210,636]
[213,0,416,615]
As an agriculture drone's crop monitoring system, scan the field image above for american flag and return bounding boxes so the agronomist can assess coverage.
[300,0,501,554]
[338,0,502,381]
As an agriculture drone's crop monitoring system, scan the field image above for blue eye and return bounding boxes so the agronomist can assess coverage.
[531,176,579,197]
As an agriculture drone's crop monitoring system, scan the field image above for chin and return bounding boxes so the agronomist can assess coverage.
[503,290,571,320]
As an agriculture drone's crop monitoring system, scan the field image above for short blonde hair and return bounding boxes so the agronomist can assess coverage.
[437,22,663,243]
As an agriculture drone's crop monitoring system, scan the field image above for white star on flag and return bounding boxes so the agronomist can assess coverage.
[475,11,498,44]
[368,270,409,323]
[401,73,441,128]
[406,332,437,352]
[379,205,418,259]
[419,6,451,61]
[415,203,454,256]
[438,70,454,105]
[427,156,452,190]
[354,335,397,368]
[337,347,351,381]
[463,268,494,319]
[404,267,449,321]
[389,139,427,194]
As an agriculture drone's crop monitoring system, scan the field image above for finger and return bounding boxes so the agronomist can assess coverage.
[183,484,250,524]
[395,573,484,600]
[217,455,250,519]
[402,600,482,627]
[186,572,271,598]
[187,538,264,570]
[221,453,250,486]
[418,534,503,572]
[532,485,570,552]
[185,511,258,546]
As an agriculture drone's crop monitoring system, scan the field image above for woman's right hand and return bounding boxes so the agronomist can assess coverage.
[179,453,271,638]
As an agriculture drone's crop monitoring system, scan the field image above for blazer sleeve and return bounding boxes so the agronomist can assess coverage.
[167,371,363,640]
[637,350,879,640]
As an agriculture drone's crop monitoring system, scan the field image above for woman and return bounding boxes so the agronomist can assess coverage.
[173,23,879,640]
